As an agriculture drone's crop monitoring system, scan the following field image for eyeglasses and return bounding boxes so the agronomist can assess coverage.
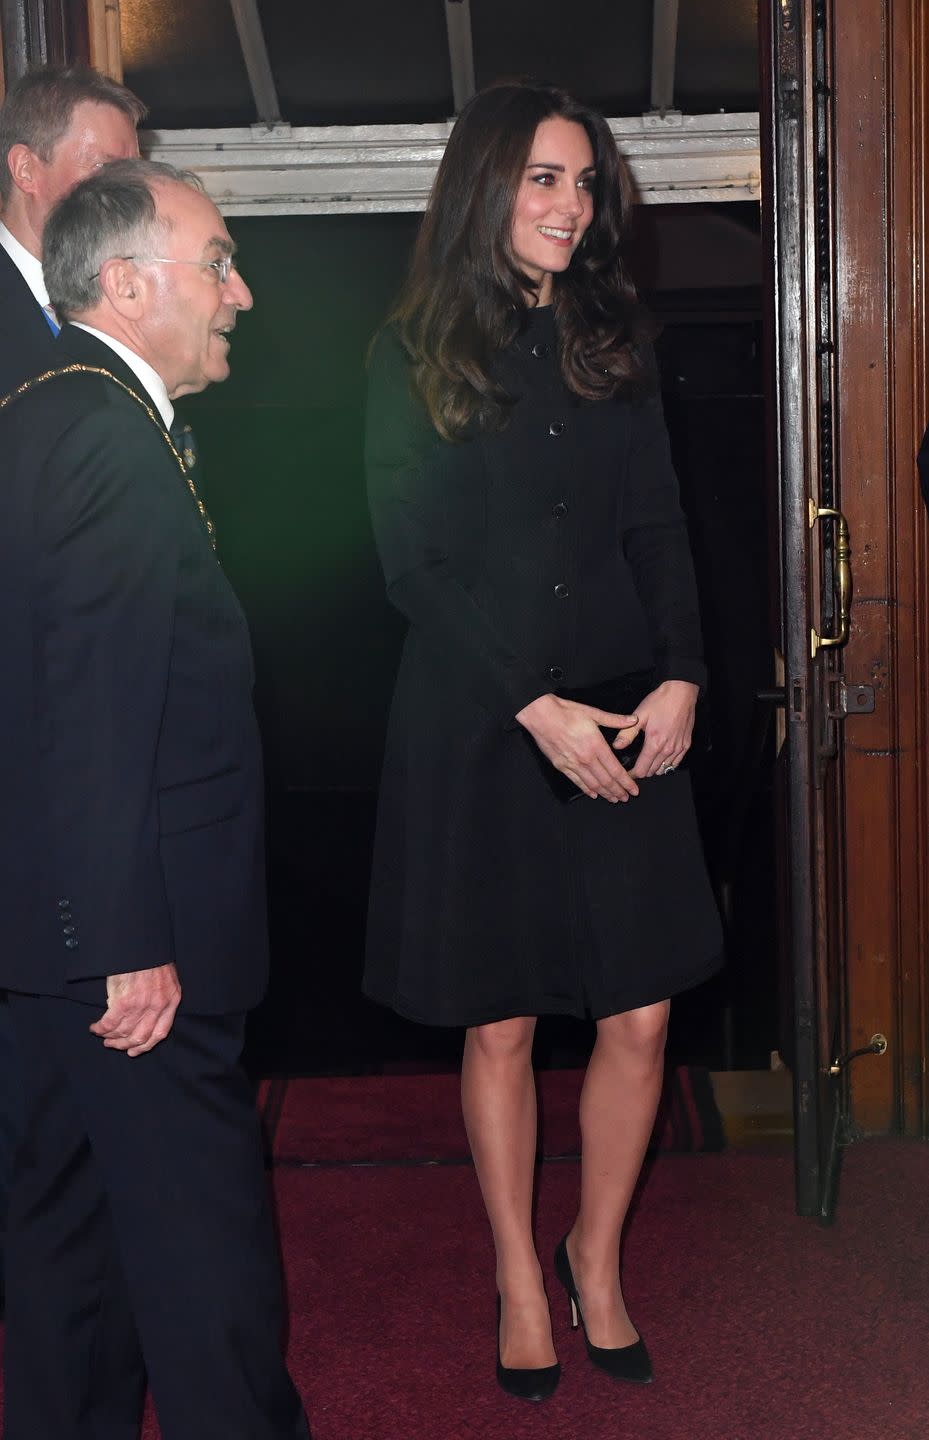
[88,255,238,283]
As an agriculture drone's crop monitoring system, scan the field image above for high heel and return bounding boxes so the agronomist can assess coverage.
[553,1236,653,1384]
[495,1295,561,1401]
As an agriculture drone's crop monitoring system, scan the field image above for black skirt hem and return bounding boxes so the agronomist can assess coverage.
[361,948,724,1030]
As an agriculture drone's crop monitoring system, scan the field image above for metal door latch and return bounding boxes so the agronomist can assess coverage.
[829,681,875,718]
[828,1033,887,1075]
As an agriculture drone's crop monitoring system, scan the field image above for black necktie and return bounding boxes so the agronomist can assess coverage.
[169,419,199,474]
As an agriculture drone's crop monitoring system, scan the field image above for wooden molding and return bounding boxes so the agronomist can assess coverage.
[833,0,929,1137]
[87,0,122,82]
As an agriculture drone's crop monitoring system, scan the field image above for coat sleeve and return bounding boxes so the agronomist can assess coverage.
[365,331,550,724]
[39,407,178,982]
[621,387,707,690]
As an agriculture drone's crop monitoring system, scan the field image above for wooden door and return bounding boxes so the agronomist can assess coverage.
[768,0,929,1207]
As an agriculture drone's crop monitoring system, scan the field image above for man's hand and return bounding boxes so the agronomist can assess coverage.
[89,963,182,1057]
[516,693,641,802]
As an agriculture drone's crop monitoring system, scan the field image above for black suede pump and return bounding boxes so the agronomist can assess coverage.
[495,1295,561,1401]
[553,1236,653,1384]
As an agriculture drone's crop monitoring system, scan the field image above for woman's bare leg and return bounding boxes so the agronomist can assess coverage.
[461,1016,556,1369]
[565,1000,670,1347]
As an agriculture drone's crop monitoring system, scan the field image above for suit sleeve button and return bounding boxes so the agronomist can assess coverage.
[64,937,79,950]
[549,665,564,681]
[57,899,71,909]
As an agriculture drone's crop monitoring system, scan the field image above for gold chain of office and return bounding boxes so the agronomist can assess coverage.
[0,363,216,550]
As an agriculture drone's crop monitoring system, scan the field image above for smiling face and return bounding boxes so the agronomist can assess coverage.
[509,115,596,305]
[137,180,253,399]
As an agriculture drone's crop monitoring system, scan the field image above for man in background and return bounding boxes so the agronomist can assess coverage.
[0,63,143,391]
[0,60,144,1295]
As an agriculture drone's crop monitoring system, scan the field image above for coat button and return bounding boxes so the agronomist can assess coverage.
[59,911,73,922]
[552,501,568,518]
[549,665,564,681]
[531,342,548,358]
[64,937,79,950]
[549,420,565,436]
[554,583,569,598]
[57,899,71,909]
[63,924,76,935]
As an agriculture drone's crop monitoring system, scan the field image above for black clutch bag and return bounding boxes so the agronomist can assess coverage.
[526,669,659,804]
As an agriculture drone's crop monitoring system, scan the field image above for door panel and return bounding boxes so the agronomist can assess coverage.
[769,0,929,1193]
[768,0,847,1218]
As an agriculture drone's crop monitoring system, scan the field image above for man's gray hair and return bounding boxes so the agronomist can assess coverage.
[43,159,204,321]
[0,64,146,204]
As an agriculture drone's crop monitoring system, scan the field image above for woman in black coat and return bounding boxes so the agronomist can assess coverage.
[365,81,722,1401]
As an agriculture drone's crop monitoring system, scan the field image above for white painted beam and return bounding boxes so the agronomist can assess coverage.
[144,111,761,215]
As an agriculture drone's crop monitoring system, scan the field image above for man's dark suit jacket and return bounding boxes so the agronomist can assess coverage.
[0,324,268,1014]
[0,241,59,398]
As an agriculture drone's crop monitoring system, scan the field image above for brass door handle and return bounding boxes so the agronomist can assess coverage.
[809,500,852,657]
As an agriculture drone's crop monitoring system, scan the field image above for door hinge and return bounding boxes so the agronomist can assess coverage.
[828,680,875,719]
[827,1033,887,1076]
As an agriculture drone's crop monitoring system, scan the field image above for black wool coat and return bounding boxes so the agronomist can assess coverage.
[364,308,722,1027]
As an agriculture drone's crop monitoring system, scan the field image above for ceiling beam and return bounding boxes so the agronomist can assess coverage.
[143,111,762,216]
[444,0,475,114]
[228,0,281,124]
[650,0,680,114]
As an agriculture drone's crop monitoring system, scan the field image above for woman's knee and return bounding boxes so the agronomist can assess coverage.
[596,1001,670,1061]
[465,1015,536,1062]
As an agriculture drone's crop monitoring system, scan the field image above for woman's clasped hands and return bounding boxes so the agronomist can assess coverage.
[516,680,699,801]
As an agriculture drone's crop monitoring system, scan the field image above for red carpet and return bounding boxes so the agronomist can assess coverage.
[168,1138,927,1439]
[260,1065,724,1164]
[3,1097,929,1438]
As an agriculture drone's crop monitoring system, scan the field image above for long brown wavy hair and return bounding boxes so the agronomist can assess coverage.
[390,81,651,441]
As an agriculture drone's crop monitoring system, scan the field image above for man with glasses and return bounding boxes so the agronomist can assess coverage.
[0,158,311,1440]
[0,60,144,1305]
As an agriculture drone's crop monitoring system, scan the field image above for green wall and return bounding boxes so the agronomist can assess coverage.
[179,213,419,791]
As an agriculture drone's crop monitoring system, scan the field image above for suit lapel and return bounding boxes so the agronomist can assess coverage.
[0,244,51,344]
[0,244,59,399]
[55,325,165,421]
[53,326,216,552]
